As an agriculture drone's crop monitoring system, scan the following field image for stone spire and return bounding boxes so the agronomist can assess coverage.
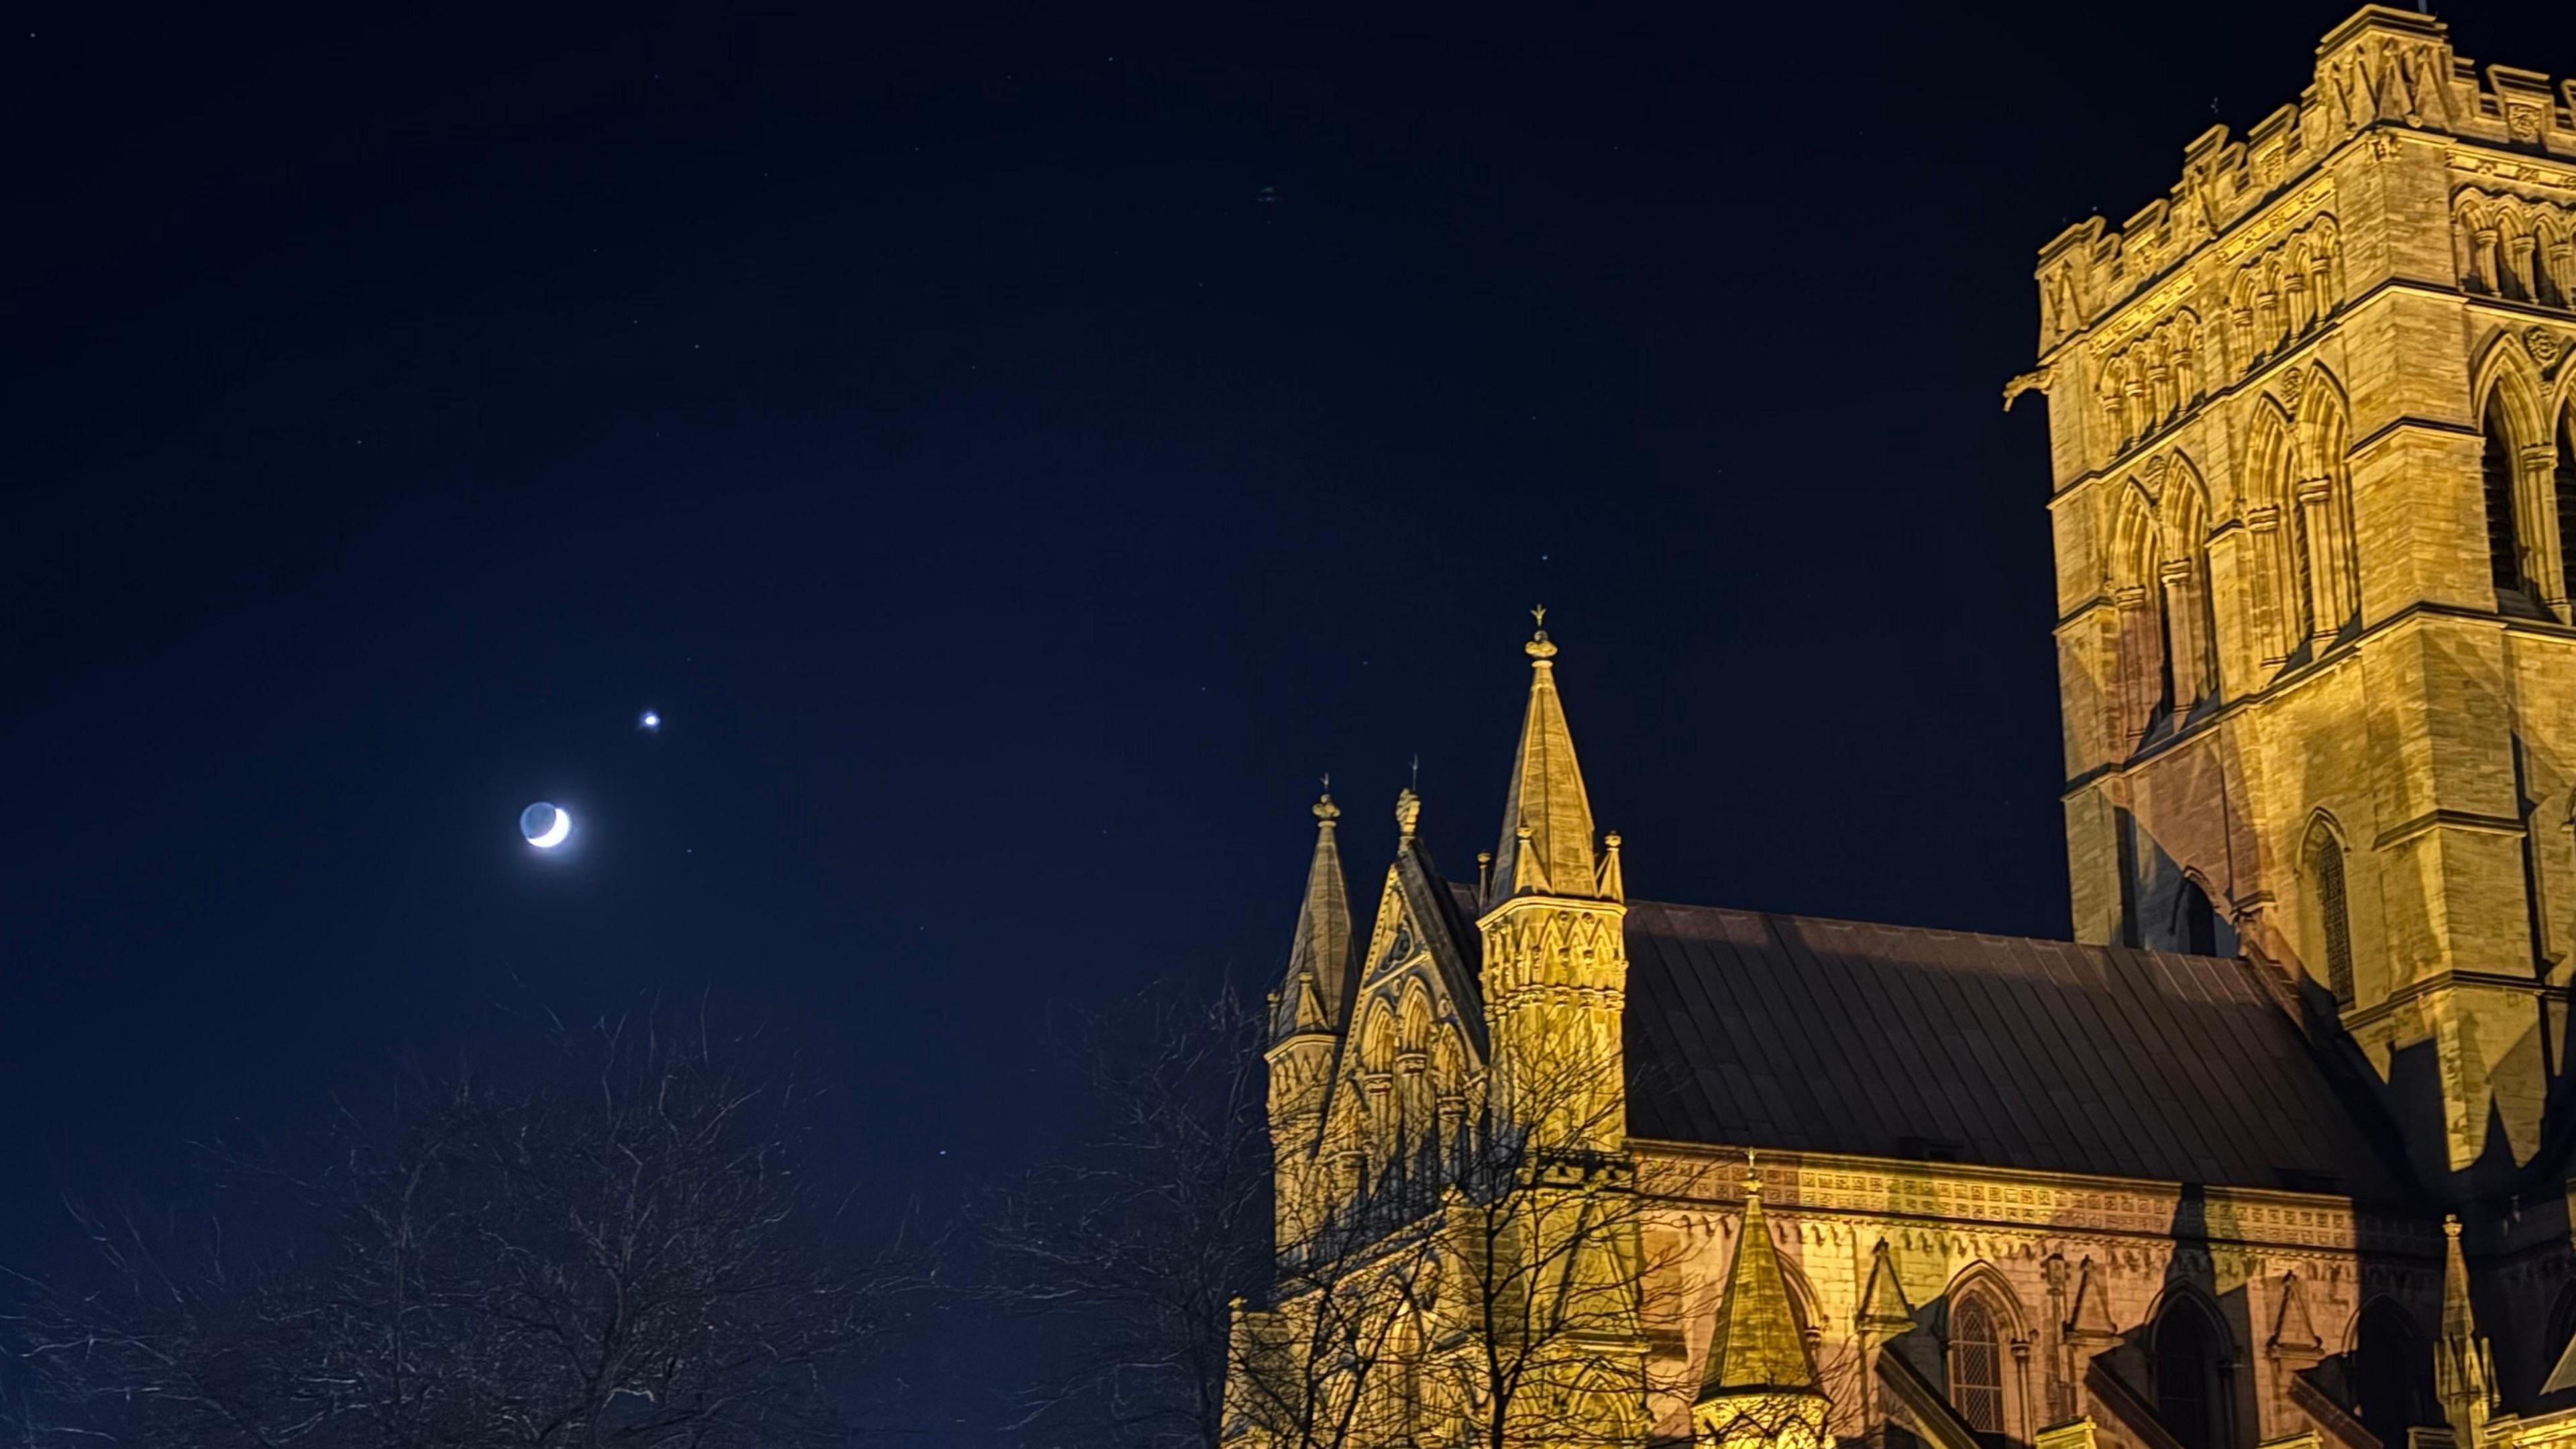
[2435,1215,2498,1449]
[1700,1160,1820,1398]
[1271,787,1353,1043]
[1489,608,1600,908]
[1694,1158,1829,1448]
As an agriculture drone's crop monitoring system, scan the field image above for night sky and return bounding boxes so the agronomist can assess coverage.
[6,2,2562,1437]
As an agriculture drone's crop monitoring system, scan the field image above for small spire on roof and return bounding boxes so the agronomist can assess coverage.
[1272,779,1354,1044]
[2436,1214,2498,1448]
[1597,830,1625,902]
[1696,1146,1821,1410]
[1510,820,1550,894]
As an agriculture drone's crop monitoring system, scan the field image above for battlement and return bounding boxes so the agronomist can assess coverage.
[2031,6,2576,352]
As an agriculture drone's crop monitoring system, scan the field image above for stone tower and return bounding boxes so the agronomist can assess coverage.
[2019,5,2576,1184]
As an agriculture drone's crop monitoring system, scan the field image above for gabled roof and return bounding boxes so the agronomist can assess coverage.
[1619,900,2417,1201]
[1386,834,1487,1058]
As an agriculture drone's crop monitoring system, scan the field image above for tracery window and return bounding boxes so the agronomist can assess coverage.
[1949,1295,2004,1435]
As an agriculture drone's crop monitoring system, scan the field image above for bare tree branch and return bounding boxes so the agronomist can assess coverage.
[1,1001,928,1449]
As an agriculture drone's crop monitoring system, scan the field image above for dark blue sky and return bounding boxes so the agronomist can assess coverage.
[6,1,2562,1436]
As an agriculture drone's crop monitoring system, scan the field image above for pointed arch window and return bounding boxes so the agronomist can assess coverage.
[2559,405,2576,602]
[2485,402,2535,607]
[2153,1299,2228,1449]
[2354,1299,2435,1444]
[1949,1295,2005,1434]
[2296,383,2359,644]
[2306,822,2355,1007]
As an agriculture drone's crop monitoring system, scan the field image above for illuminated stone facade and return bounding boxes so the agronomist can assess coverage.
[1226,10,2576,1449]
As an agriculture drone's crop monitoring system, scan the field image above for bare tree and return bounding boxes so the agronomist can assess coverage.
[975,984,1273,1449]
[979,986,1684,1449]
[1,1006,919,1449]
[1227,1039,1682,1449]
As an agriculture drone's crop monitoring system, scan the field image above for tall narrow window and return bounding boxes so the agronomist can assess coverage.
[2355,1301,2434,1445]
[2154,1302,2224,1449]
[1950,1296,2004,1435]
[2149,591,2177,721]
[2310,826,2355,1007]
[2559,407,2576,602]
[2175,876,2221,957]
[2486,405,2530,604]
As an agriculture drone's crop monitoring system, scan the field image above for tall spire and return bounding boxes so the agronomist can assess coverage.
[1272,786,1353,1042]
[1489,607,1600,908]
[1699,1157,1821,1399]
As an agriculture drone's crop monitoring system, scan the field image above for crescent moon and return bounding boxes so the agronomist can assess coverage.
[531,806,571,848]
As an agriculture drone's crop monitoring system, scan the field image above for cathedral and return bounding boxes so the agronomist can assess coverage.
[1223,9,2576,1449]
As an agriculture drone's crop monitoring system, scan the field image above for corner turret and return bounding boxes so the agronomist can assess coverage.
[1477,612,1629,1155]
[1266,787,1353,1251]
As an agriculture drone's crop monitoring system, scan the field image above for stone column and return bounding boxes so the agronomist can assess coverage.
[2506,234,2540,301]
[1361,1071,1393,1167]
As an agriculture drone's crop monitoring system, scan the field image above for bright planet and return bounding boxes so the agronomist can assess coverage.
[519,801,571,849]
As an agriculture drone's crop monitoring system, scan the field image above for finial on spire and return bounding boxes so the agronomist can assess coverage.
[1394,788,1421,839]
[1525,604,1558,661]
[1313,773,1340,823]
[1744,1148,1761,1197]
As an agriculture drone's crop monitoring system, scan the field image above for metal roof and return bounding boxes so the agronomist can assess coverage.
[1619,898,2416,1201]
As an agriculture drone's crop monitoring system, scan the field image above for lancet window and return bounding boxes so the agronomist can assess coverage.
[2486,402,2534,606]
[2559,405,2576,601]
[1949,1295,2005,1436]
[2110,458,2217,747]
[2353,1299,2435,1446]
[2247,379,2358,670]
[2151,1298,2228,1449]
[2305,818,2355,1008]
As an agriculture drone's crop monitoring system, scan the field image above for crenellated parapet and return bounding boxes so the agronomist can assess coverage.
[2035,7,2575,358]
